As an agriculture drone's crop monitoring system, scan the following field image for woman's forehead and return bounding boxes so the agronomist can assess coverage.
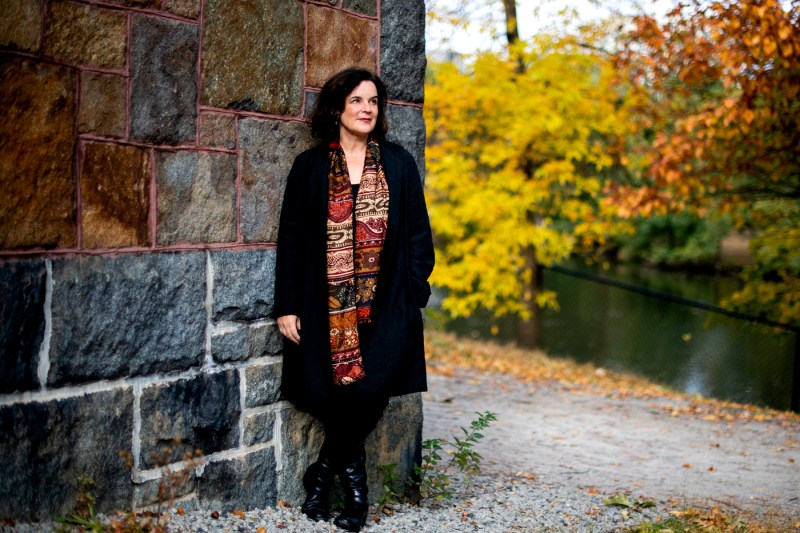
[348,81,378,98]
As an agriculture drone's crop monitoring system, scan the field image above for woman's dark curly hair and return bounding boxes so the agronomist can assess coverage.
[311,68,389,142]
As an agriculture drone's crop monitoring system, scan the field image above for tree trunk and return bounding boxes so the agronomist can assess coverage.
[501,0,520,46]
[501,0,525,73]
[517,245,542,348]
[501,0,538,346]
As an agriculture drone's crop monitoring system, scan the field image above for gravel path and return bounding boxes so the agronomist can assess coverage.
[8,370,799,532]
[422,371,800,527]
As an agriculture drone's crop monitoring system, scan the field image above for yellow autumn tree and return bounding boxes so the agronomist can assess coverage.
[425,32,635,326]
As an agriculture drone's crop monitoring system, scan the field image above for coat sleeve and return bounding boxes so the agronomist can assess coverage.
[404,151,435,308]
[273,154,306,318]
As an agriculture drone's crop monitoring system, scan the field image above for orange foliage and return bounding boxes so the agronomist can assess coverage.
[609,0,800,218]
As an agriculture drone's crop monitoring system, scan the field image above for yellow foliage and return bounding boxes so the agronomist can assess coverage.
[426,32,635,319]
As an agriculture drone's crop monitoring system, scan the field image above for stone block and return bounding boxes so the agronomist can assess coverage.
[303,90,319,119]
[0,0,41,52]
[386,104,426,180]
[165,0,200,19]
[81,142,151,248]
[133,473,198,510]
[49,253,206,386]
[44,0,126,69]
[0,59,75,249]
[131,15,198,144]
[277,406,324,506]
[199,112,236,149]
[344,0,377,16]
[306,5,378,88]
[380,0,426,103]
[79,72,126,137]
[156,151,236,245]
[139,370,240,468]
[243,409,275,446]
[238,119,313,243]
[244,361,282,408]
[365,393,423,501]
[201,0,303,115]
[210,249,277,321]
[198,447,276,512]
[211,322,282,364]
[0,388,133,521]
[0,259,45,394]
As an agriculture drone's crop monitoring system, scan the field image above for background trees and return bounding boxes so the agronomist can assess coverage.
[425,28,633,331]
[426,0,800,331]
[612,0,800,325]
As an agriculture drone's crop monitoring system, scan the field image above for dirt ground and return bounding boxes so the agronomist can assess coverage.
[422,371,800,524]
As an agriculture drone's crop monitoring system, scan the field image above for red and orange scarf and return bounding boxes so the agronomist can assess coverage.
[326,140,389,385]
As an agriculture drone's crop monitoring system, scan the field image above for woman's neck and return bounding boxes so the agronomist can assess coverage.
[338,129,368,156]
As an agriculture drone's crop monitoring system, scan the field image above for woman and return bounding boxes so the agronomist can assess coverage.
[274,68,435,531]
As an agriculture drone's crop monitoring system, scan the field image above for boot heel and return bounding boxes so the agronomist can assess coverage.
[301,455,334,522]
[333,450,369,532]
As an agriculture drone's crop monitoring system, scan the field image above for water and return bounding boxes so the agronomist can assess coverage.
[434,261,797,411]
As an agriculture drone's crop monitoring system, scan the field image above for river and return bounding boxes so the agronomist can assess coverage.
[433,261,797,411]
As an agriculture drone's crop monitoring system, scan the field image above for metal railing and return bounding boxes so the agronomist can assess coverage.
[543,263,800,412]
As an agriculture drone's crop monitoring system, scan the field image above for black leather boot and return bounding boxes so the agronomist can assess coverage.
[333,448,369,532]
[301,452,335,522]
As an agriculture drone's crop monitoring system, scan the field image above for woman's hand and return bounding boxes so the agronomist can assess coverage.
[277,315,301,345]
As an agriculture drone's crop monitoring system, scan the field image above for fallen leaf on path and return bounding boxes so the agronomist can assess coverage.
[682,463,692,468]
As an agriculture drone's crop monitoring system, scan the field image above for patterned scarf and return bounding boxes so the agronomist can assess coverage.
[326,140,389,385]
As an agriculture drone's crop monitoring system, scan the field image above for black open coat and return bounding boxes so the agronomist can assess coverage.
[273,140,435,412]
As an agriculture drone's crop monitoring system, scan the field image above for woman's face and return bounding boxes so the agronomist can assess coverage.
[338,81,378,141]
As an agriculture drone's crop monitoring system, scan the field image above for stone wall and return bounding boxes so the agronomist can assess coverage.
[0,0,426,521]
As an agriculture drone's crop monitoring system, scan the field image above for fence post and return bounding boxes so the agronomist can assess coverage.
[793,330,800,413]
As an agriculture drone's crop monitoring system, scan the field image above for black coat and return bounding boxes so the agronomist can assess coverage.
[273,140,435,411]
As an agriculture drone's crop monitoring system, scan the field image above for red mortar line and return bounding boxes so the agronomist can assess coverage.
[149,147,157,247]
[196,106,310,124]
[0,242,278,260]
[75,90,84,249]
[195,106,311,123]
[0,50,126,77]
[38,0,46,52]
[375,0,381,76]
[305,0,379,21]
[302,2,309,89]
[67,0,201,25]
[235,115,243,243]
[78,133,237,155]
[125,11,132,140]
[194,0,205,147]
[387,99,424,110]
